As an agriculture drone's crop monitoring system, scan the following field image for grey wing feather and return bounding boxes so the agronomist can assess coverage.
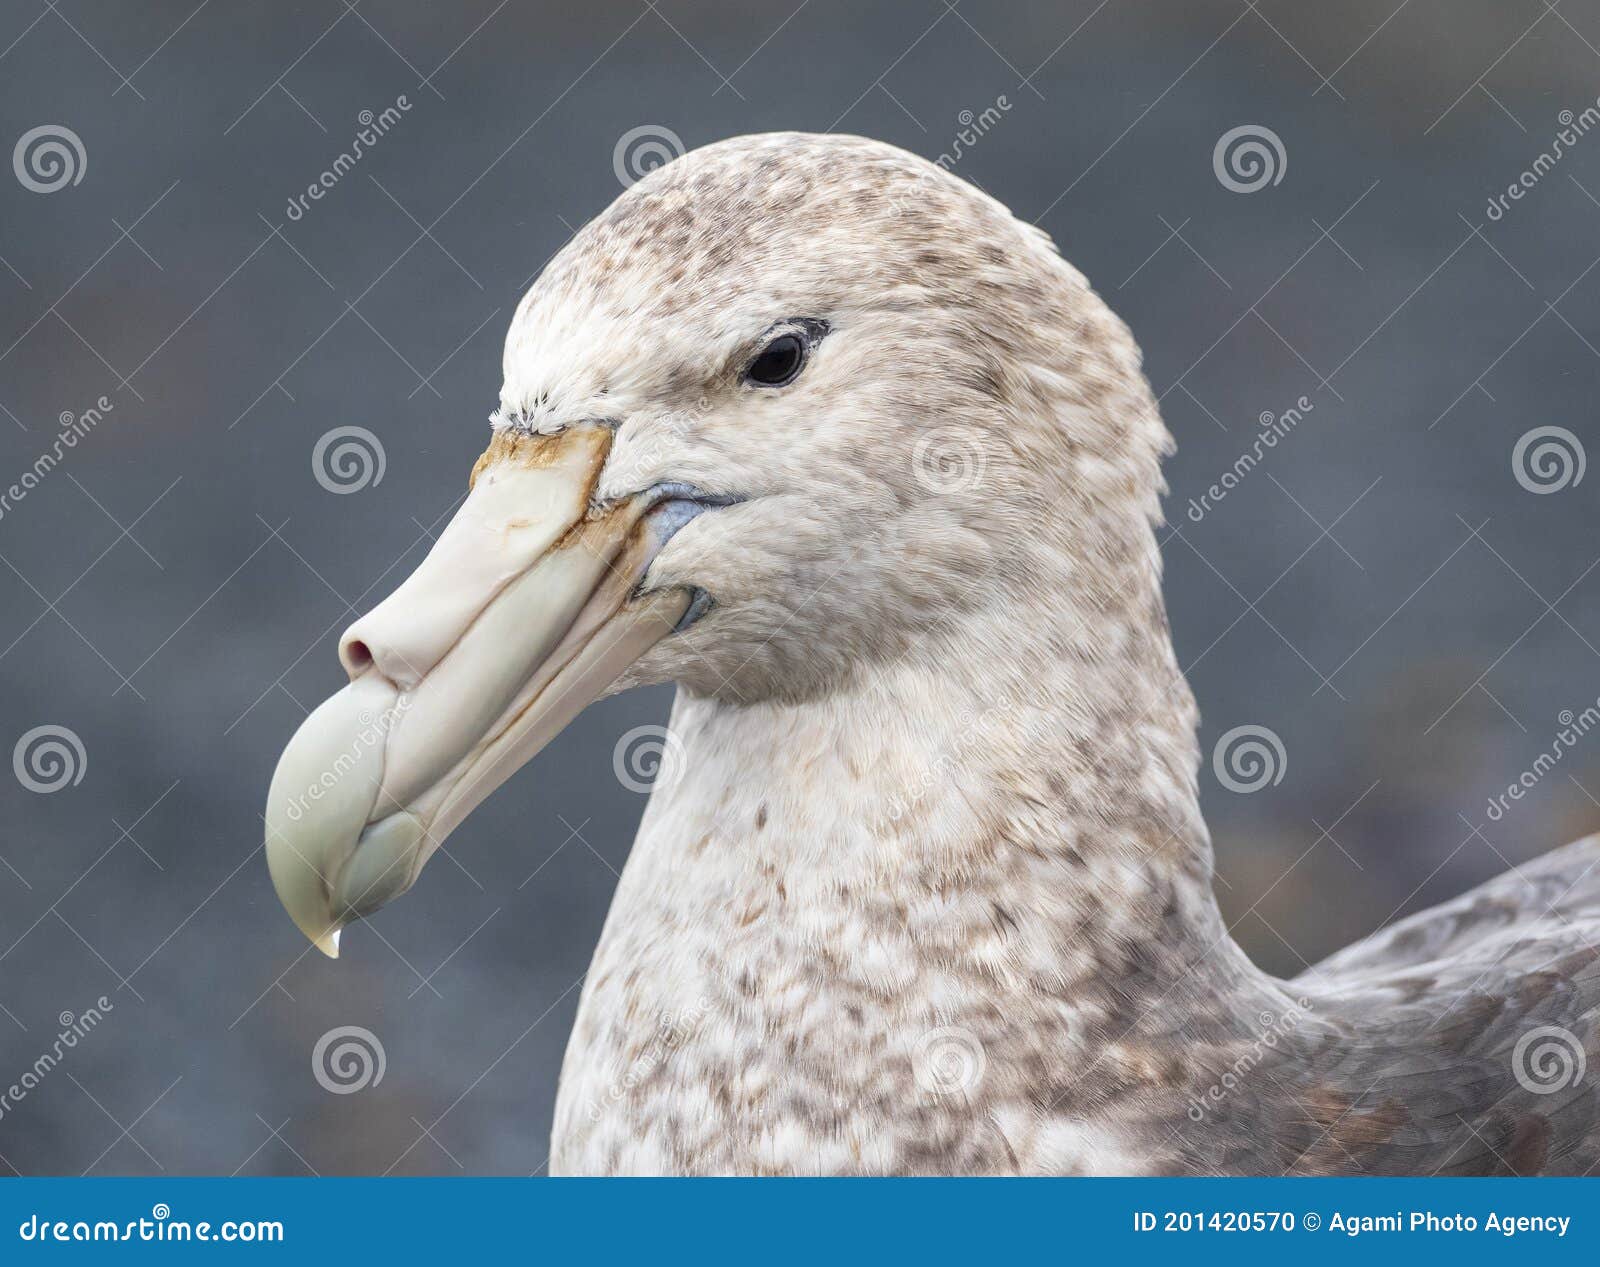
[1271,835,1600,1174]
[1307,835,1600,979]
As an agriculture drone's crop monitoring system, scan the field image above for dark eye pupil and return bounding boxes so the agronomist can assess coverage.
[747,334,805,386]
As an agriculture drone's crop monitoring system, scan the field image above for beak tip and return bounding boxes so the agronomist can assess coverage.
[282,903,343,959]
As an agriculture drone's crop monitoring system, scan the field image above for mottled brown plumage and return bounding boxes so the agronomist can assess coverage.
[472,133,1600,1174]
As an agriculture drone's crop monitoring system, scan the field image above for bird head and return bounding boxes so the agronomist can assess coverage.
[264,132,1168,956]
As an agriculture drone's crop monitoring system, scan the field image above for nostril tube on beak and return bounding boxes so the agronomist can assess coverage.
[266,422,697,959]
[339,633,374,680]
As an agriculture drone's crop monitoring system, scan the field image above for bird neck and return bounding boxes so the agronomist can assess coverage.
[560,515,1299,1173]
[635,519,1261,1028]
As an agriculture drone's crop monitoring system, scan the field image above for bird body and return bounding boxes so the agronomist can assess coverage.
[266,132,1600,1176]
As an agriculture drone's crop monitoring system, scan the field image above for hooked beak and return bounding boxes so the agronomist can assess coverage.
[264,424,702,957]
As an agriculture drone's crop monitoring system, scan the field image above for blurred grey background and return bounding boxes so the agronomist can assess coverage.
[0,0,1597,1174]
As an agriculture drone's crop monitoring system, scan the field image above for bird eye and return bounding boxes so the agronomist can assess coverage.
[744,334,807,388]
